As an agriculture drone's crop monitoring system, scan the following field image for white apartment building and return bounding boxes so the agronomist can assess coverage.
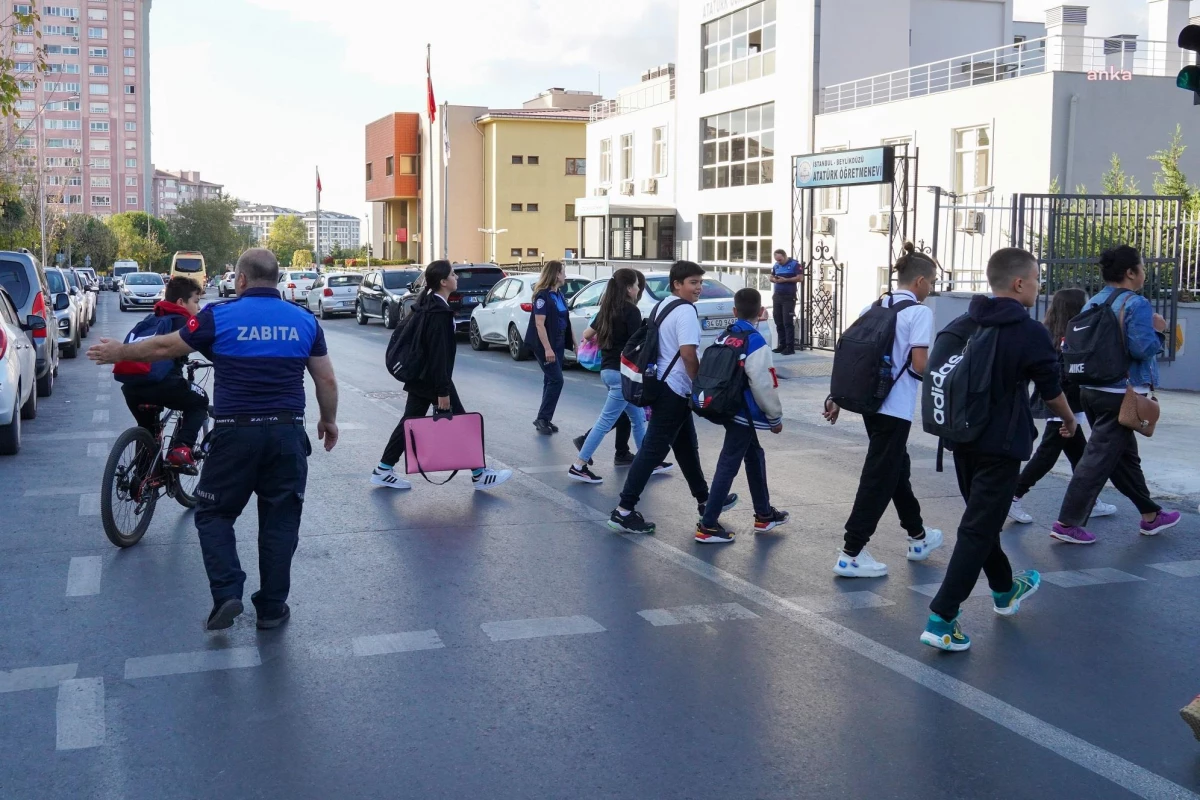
[302,210,361,254]
[151,168,223,216]
[233,203,301,244]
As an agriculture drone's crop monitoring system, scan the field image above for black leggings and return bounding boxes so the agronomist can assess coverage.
[379,384,466,469]
[1014,421,1087,498]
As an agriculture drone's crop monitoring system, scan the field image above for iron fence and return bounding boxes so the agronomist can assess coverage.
[1183,216,1200,297]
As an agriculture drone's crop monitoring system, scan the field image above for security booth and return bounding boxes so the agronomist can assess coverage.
[573,195,677,262]
[790,144,917,350]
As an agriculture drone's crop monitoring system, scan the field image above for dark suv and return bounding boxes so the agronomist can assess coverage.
[400,264,506,332]
[0,250,58,397]
[355,268,422,329]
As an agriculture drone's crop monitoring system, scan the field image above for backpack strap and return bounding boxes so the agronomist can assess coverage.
[653,299,689,384]
[885,295,921,381]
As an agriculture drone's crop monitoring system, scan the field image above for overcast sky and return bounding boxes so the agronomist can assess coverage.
[149,0,1198,240]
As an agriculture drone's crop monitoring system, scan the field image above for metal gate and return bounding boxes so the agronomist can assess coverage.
[801,242,845,350]
[1013,193,1185,361]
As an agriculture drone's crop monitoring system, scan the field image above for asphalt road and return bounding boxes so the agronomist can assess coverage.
[2,288,1199,800]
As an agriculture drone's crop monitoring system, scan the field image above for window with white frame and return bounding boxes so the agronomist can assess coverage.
[124,121,135,131]
[87,8,106,19]
[89,156,109,168]
[122,28,133,38]
[89,102,107,113]
[123,66,134,76]
[126,194,137,206]
[124,140,136,150]
[818,145,847,214]
[954,126,992,202]
[15,42,34,54]
[599,138,611,184]
[90,139,109,151]
[91,176,110,187]
[88,26,106,38]
[701,0,776,93]
[90,194,111,206]
[125,158,137,168]
[125,176,137,186]
[619,134,633,186]
[89,46,107,57]
[123,102,135,112]
[89,120,108,132]
[89,82,108,94]
[699,211,773,264]
[701,101,774,190]
[652,126,668,177]
[123,10,133,20]
[89,64,108,75]
[123,47,134,57]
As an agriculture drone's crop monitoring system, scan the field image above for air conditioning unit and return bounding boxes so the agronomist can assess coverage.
[868,212,891,233]
[69,15,77,21]
[73,148,81,153]
[816,216,835,235]
[641,178,658,194]
[956,210,986,234]
[592,187,608,197]
[620,181,634,196]
[72,36,79,41]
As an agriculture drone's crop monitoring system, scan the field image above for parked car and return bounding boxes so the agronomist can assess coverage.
[469,272,590,358]
[118,272,165,312]
[77,266,100,291]
[399,264,506,333]
[0,250,58,397]
[277,270,318,304]
[44,267,82,359]
[355,268,422,328]
[100,276,113,291]
[306,271,363,319]
[64,268,94,333]
[0,285,40,454]
[218,271,237,297]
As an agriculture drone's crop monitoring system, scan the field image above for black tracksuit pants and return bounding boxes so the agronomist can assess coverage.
[842,413,925,556]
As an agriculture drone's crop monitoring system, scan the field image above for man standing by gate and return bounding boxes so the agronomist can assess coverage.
[770,249,802,354]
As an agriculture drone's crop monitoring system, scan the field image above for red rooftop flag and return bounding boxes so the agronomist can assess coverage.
[426,44,436,124]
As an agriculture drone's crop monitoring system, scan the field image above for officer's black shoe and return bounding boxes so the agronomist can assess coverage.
[256,604,290,631]
[206,598,243,631]
[533,419,554,436]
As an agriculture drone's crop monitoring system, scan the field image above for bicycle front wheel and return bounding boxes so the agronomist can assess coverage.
[101,427,160,548]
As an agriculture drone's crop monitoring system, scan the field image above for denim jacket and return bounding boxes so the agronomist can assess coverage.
[1086,286,1164,389]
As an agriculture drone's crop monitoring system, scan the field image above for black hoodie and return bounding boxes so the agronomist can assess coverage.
[942,295,1062,461]
[405,292,456,398]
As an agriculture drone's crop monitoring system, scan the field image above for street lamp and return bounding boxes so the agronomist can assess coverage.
[364,213,370,268]
[478,227,508,264]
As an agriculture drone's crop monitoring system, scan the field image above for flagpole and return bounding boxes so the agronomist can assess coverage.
[426,43,435,264]
[442,101,449,261]
[315,166,322,264]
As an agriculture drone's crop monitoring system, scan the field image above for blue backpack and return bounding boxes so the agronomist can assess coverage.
[112,314,180,385]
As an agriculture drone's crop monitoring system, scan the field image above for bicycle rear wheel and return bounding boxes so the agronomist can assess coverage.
[171,416,213,509]
[101,427,160,548]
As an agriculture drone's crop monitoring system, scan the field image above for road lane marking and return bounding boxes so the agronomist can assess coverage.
[1147,560,1200,578]
[95,394,109,403]
[909,583,991,599]
[91,410,109,424]
[0,663,78,693]
[488,458,1195,800]
[77,493,101,516]
[24,486,92,496]
[637,602,758,627]
[66,557,102,597]
[87,442,107,458]
[56,678,105,751]
[124,646,261,679]
[351,630,444,657]
[481,615,605,642]
[24,430,118,442]
[787,592,896,613]
[1040,568,1145,588]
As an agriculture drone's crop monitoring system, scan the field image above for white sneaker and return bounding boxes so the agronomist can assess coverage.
[907,527,944,561]
[1091,499,1117,518]
[370,468,411,490]
[472,468,512,491]
[1008,498,1033,524]
[833,549,888,578]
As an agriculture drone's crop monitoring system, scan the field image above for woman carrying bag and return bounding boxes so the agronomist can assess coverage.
[370,260,512,492]
[525,260,574,435]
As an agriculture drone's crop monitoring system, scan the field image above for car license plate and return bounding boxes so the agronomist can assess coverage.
[703,316,735,330]
[465,296,478,305]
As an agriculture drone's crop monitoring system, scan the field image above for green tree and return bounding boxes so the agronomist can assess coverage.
[266,215,309,267]
[107,212,169,270]
[1101,153,1139,196]
[291,249,313,268]
[1149,124,1200,213]
[166,197,244,276]
[0,10,45,121]
[51,214,118,270]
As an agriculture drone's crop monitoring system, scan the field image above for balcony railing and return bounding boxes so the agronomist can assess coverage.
[590,77,675,122]
[819,36,1199,114]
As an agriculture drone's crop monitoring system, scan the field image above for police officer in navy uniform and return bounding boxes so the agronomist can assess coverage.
[88,248,339,631]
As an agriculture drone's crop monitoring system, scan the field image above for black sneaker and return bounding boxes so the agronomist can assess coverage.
[205,597,243,631]
[613,451,634,467]
[698,493,739,519]
[256,603,290,630]
[549,422,560,433]
[568,464,603,484]
[695,522,735,544]
[573,434,594,466]
[754,507,791,533]
[607,508,655,534]
[772,346,784,354]
[533,419,554,436]
[652,462,674,475]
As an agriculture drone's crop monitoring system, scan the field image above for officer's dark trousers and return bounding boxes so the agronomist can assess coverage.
[194,421,310,617]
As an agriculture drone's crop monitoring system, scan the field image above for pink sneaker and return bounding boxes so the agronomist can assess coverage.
[1050,522,1096,545]
[1140,510,1181,536]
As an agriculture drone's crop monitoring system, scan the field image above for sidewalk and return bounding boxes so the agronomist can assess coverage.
[772,353,1200,502]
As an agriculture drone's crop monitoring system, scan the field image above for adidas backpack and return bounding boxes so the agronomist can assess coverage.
[921,317,1002,444]
[112,314,181,385]
[620,299,686,407]
[829,294,917,415]
[1061,289,1131,386]
[690,326,751,422]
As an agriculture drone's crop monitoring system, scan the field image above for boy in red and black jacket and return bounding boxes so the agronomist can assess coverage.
[120,276,209,469]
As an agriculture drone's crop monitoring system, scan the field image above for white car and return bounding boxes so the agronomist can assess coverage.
[468,273,591,360]
[118,272,165,312]
[0,285,39,454]
[305,271,363,319]
[277,270,319,304]
[218,271,236,297]
[558,272,773,364]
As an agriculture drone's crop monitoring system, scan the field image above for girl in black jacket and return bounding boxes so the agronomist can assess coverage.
[371,260,511,491]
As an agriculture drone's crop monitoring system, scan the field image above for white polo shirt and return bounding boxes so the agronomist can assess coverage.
[860,290,934,422]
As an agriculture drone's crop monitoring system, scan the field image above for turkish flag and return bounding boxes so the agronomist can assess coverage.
[426,47,436,124]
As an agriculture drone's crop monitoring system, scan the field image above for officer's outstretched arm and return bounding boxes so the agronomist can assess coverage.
[88,331,193,366]
[307,355,339,451]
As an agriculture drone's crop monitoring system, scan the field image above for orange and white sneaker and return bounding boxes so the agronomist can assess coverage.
[695,522,735,544]
[754,507,790,533]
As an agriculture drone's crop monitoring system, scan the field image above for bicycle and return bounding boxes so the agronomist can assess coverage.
[100,360,214,548]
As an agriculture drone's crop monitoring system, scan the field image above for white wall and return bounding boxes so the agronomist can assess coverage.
[585,100,678,209]
[910,0,1012,67]
[818,0,911,87]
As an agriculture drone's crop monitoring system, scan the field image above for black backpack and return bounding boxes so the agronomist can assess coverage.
[690,326,751,422]
[829,294,917,415]
[921,317,1003,445]
[385,308,425,384]
[620,299,687,407]
[1061,289,1131,386]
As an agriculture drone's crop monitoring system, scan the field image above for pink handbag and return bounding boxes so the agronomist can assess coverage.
[403,411,487,484]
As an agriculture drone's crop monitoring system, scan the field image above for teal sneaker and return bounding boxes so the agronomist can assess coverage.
[993,570,1040,617]
[920,612,971,652]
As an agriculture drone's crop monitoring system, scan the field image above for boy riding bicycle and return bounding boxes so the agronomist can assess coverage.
[115,276,209,470]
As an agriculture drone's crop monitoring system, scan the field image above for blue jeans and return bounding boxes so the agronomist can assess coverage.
[537,347,564,422]
[580,370,646,462]
[701,422,772,527]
